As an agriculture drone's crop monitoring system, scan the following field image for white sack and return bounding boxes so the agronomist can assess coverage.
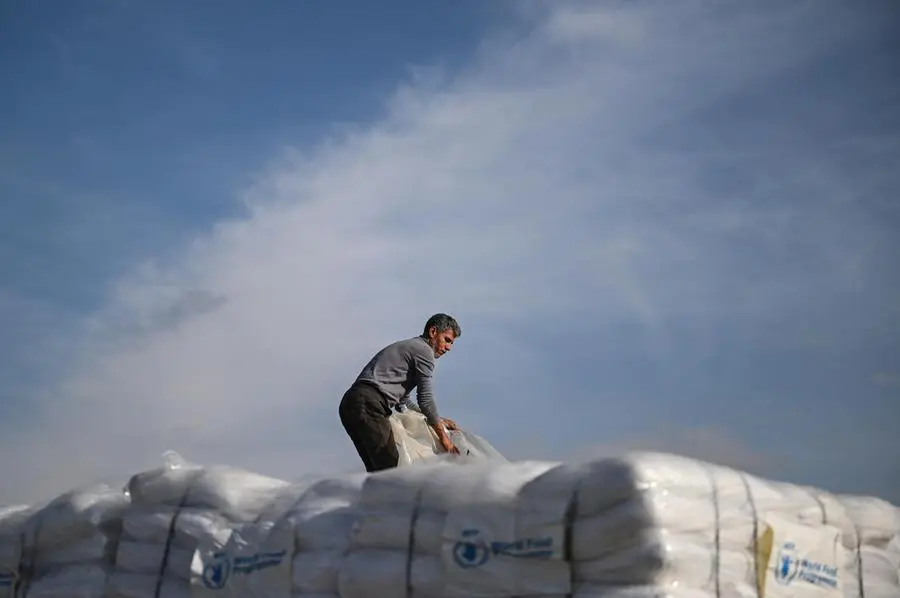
[839,497,900,598]
[574,541,755,587]
[859,544,900,579]
[0,505,32,568]
[291,550,344,593]
[121,508,232,547]
[30,534,111,574]
[288,475,365,552]
[10,485,128,550]
[344,460,574,597]
[286,475,366,596]
[838,495,900,546]
[114,506,233,589]
[1,485,126,598]
[107,571,190,598]
[2,529,110,578]
[348,503,444,553]
[350,460,568,553]
[572,584,758,598]
[22,564,108,598]
[116,541,194,579]
[336,549,445,598]
[571,501,760,562]
[845,545,900,598]
[189,516,293,598]
[126,465,290,522]
[558,453,850,533]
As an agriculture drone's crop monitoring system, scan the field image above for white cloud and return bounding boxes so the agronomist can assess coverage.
[2,1,897,504]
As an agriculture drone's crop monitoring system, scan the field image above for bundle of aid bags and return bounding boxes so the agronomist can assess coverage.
[1,411,898,598]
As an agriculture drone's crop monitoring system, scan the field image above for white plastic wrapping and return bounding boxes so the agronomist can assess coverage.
[110,505,233,598]
[389,410,508,466]
[336,451,859,598]
[0,480,129,598]
[127,453,300,598]
[1,447,897,598]
[126,462,291,523]
[0,505,31,592]
[287,474,365,597]
[340,459,571,597]
[544,452,852,597]
[838,494,900,598]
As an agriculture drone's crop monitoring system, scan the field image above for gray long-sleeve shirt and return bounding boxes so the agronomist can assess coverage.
[354,335,441,425]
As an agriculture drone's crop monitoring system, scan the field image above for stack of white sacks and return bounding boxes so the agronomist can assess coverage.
[337,451,872,598]
[108,460,292,598]
[0,481,129,598]
[338,459,573,598]
[286,474,366,598]
[564,453,855,598]
[837,494,900,598]
[1,423,898,598]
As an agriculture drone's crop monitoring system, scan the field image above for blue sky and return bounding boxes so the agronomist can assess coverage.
[1,1,898,505]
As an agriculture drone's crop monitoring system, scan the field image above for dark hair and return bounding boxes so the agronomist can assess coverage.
[423,313,461,338]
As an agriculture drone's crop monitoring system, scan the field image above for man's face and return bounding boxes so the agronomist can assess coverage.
[427,327,456,358]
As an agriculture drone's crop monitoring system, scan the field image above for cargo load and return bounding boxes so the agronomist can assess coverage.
[1,432,897,598]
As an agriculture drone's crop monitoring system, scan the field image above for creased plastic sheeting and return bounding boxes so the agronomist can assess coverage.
[390,409,508,465]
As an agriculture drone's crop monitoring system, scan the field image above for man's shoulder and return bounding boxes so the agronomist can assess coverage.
[397,335,430,352]
[384,336,433,360]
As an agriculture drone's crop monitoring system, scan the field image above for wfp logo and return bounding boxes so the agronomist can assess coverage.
[452,529,555,569]
[453,529,491,568]
[774,542,799,586]
[200,549,288,590]
[772,540,839,590]
[202,553,231,590]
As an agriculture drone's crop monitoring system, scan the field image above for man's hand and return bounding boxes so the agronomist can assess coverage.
[432,421,461,455]
[441,417,459,431]
[441,436,461,455]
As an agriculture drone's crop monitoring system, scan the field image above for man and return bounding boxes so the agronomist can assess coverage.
[339,313,462,472]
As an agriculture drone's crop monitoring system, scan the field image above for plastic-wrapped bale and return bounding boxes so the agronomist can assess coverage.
[107,506,233,598]
[110,459,291,598]
[125,461,291,523]
[183,472,367,598]
[286,474,366,598]
[0,482,130,598]
[338,459,574,598]
[838,494,900,598]
[551,451,853,598]
[1,505,32,593]
[390,410,508,466]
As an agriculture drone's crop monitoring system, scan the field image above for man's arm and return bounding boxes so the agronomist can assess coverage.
[413,351,458,454]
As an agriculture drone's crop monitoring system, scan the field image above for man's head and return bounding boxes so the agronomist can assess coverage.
[422,313,461,359]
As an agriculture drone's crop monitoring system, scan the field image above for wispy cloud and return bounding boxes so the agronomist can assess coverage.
[2,1,898,504]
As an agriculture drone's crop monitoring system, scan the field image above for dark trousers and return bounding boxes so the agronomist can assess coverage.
[339,382,400,472]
